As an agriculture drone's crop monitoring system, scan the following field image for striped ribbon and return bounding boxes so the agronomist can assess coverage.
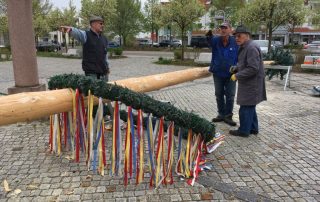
[165,121,174,185]
[124,106,132,186]
[185,129,193,178]
[129,108,136,176]
[136,109,144,184]
[49,115,53,152]
[187,137,204,186]
[155,117,164,187]
[92,98,106,175]
[87,91,94,170]
[111,101,121,176]
[146,114,155,187]
[175,128,185,177]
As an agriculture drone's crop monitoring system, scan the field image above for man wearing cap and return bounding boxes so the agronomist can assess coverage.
[208,22,238,126]
[60,15,110,81]
[229,25,267,137]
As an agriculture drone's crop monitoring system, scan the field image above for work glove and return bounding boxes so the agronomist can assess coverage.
[229,66,237,74]
[230,74,237,81]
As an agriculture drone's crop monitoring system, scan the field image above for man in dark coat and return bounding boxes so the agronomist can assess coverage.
[229,25,267,137]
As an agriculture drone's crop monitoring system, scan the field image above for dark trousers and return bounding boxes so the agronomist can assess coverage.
[238,105,258,134]
[85,72,108,82]
[213,75,236,117]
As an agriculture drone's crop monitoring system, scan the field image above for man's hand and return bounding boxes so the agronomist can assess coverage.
[230,74,237,81]
[59,26,72,33]
[229,66,237,74]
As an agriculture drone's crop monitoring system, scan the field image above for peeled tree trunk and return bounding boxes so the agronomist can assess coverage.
[0,67,210,126]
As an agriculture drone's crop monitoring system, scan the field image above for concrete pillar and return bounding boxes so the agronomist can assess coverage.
[7,0,45,94]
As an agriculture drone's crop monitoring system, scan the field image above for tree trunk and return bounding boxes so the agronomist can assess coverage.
[268,21,273,52]
[181,28,185,60]
[0,67,211,126]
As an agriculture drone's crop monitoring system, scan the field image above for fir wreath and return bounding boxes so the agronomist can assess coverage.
[48,74,215,142]
[264,48,294,80]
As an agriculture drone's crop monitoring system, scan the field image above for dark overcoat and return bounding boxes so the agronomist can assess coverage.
[235,40,267,106]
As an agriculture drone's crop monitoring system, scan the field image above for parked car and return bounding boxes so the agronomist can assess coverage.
[190,36,209,48]
[271,41,284,49]
[159,40,171,47]
[171,39,182,47]
[253,40,271,54]
[159,39,182,47]
[36,41,61,52]
[107,41,120,48]
[149,41,160,47]
[138,39,159,47]
[306,41,320,51]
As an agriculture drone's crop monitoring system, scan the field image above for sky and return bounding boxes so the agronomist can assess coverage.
[51,0,147,11]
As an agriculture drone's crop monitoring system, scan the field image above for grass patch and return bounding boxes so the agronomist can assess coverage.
[155,57,209,67]
[109,55,127,59]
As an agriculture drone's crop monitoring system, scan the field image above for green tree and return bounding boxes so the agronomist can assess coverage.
[47,9,63,31]
[143,0,162,43]
[311,7,320,29]
[80,0,116,29]
[0,0,8,33]
[61,0,78,27]
[32,0,53,43]
[238,0,306,51]
[109,0,143,46]
[161,0,205,60]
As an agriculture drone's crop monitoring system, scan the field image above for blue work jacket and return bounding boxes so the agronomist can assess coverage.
[209,36,238,78]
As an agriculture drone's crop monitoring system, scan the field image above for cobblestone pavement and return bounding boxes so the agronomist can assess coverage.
[0,53,319,201]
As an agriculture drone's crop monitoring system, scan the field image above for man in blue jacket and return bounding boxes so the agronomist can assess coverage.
[208,22,239,126]
[60,15,110,81]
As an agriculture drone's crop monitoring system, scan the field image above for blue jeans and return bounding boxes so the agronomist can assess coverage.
[238,105,259,134]
[213,75,236,117]
[85,73,108,82]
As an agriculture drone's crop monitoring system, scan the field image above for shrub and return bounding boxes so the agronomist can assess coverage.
[284,44,303,49]
[113,47,123,56]
[174,50,182,60]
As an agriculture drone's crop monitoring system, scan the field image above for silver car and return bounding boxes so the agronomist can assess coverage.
[253,40,269,54]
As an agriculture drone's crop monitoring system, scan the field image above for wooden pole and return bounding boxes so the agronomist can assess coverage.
[112,67,210,92]
[0,67,210,126]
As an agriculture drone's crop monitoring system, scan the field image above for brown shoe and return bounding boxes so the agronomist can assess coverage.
[211,116,224,122]
[229,130,249,137]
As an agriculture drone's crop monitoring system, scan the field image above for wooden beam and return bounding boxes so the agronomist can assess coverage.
[0,67,210,126]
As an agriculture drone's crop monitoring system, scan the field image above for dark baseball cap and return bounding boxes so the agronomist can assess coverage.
[233,25,251,35]
[219,22,231,28]
[89,15,104,23]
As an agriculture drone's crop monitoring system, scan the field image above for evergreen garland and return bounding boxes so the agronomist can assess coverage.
[48,74,215,142]
[264,48,294,80]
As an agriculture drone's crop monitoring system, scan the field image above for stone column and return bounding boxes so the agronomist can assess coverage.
[7,0,46,94]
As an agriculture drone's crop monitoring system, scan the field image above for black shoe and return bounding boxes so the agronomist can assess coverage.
[229,130,249,137]
[250,130,259,135]
[211,116,224,122]
[224,117,237,126]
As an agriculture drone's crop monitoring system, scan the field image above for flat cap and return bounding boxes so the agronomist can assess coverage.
[234,25,251,35]
[89,15,104,23]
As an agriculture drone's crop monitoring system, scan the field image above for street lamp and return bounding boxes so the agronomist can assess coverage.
[214,10,225,22]
[214,10,225,34]
[259,22,267,40]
